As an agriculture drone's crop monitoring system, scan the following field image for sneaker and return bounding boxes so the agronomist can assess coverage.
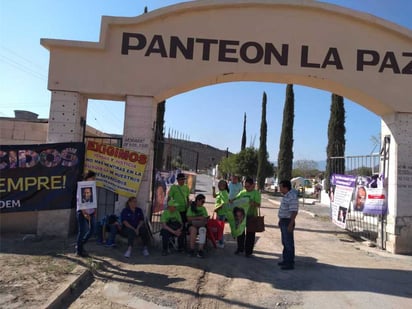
[124,248,132,258]
[197,250,205,258]
[216,243,225,249]
[142,247,150,256]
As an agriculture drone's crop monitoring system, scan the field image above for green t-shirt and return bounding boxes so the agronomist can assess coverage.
[160,209,182,224]
[168,184,190,212]
[186,205,208,218]
[236,189,261,217]
[215,190,229,216]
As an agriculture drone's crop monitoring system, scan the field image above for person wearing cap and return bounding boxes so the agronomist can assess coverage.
[186,194,209,258]
[167,173,190,225]
[160,200,184,256]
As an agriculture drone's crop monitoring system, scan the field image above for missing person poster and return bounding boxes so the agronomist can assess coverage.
[76,180,97,210]
[330,174,356,228]
[353,175,387,215]
[0,142,85,213]
[84,141,148,197]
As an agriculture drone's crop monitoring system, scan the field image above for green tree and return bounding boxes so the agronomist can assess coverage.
[324,94,346,193]
[236,147,258,179]
[277,84,294,182]
[241,113,247,151]
[293,159,318,179]
[218,154,238,177]
[257,92,272,190]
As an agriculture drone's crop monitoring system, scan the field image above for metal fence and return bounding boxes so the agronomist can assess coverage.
[329,136,390,249]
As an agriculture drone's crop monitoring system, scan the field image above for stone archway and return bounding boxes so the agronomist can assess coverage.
[41,0,412,254]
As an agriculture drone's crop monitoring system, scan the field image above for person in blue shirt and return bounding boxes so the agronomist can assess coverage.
[120,196,150,258]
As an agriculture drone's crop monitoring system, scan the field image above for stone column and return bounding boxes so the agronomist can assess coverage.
[38,91,88,237]
[381,113,412,254]
[47,91,87,143]
[118,96,157,216]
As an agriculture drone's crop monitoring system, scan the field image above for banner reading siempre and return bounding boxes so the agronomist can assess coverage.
[84,141,148,197]
[0,142,85,213]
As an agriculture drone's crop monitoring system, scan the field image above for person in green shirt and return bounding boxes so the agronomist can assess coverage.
[186,194,209,258]
[213,179,229,248]
[232,177,261,257]
[167,173,190,225]
[160,200,184,256]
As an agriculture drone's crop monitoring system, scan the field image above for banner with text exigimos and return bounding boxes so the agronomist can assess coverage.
[85,141,148,197]
[0,142,85,213]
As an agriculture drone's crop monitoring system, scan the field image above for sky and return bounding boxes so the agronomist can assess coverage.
[1,0,411,163]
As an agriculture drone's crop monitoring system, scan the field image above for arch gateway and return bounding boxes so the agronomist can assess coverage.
[41,0,412,254]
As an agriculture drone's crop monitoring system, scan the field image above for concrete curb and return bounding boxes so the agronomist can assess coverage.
[44,265,90,309]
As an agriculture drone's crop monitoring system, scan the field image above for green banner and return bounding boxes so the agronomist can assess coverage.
[224,197,249,237]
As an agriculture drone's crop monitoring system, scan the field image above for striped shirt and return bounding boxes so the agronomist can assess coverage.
[278,189,299,219]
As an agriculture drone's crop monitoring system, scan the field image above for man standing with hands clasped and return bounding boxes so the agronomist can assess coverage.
[278,179,299,270]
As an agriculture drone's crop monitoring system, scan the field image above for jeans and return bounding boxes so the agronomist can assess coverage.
[96,222,117,244]
[76,211,96,254]
[237,230,256,255]
[160,229,185,251]
[106,224,118,244]
[121,225,150,247]
[279,218,295,265]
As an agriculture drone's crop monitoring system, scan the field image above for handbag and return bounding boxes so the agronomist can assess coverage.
[246,208,265,233]
[207,213,225,241]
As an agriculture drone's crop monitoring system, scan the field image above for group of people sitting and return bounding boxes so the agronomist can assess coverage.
[77,172,262,260]
[78,195,151,258]
[159,173,262,258]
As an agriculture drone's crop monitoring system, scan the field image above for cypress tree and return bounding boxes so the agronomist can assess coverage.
[325,94,346,193]
[154,101,165,171]
[241,112,247,151]
[277,84,294,182]
[257,92,268,190]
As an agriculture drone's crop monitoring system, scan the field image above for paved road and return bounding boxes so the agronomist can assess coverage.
[65,174,412,308]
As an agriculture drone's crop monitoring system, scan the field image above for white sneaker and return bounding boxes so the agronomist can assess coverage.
[217,243,225,249]
[124,248,132,258]
[142,247,150,256]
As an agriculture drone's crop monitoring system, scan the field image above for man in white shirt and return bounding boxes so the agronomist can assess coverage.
[278,179,299,270]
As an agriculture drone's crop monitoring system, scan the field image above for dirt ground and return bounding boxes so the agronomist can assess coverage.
[0,234,79,309]
[1,192,412,309]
